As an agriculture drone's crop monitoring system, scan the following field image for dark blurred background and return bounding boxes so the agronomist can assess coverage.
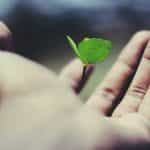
[0,0,150,99]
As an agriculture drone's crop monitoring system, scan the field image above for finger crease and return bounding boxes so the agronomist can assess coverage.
[99,87,117,102]
[128,86,146,99]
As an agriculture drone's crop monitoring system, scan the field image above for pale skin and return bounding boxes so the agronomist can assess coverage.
[0,22,150,150]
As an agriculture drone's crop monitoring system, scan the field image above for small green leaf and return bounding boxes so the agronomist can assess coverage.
[66,36,79,56]
[78,38,111,64]
[66,36,88,64]
[67,36,112,65]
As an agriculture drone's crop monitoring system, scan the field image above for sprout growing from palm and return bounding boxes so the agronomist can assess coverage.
[67,36,112,83]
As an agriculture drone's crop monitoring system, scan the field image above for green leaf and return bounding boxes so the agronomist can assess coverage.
[78,38,112,64]
[66,36,79,56]
[67,36,112,65]
[66,36,88,64]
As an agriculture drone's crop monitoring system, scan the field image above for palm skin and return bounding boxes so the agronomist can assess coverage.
[0,22,150,150]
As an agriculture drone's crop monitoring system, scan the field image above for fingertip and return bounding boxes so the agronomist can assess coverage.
[0,21,14,51]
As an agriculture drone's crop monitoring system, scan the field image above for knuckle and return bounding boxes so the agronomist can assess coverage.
[128,85,146,99]
[143,54,150,63]
[117,58,135,73]
[98,87,117,101]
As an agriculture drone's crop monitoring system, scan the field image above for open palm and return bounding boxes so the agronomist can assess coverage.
[0,22,150,149]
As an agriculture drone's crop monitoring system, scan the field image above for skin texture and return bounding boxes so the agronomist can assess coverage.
[0,22,150,150]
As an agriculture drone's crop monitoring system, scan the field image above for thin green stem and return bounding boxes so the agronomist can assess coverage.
[75,65,89,93]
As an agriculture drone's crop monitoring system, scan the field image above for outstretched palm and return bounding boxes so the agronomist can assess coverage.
[0,22,150,149]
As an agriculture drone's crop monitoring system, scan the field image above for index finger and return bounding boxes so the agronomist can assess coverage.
[87,31,150,115]
[59,59,94,94]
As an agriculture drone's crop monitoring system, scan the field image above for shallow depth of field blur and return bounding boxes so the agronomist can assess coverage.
[1,0,150,100]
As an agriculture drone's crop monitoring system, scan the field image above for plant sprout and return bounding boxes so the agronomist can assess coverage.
[67,35,112,82]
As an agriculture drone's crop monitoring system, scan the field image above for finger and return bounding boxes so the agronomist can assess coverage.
[0,22,14,50]
[87,31,150,115]
[113,40,150,117]
[59,59,94,94]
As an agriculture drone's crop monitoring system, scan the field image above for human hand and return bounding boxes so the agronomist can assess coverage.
[0,22,150,150]
[86,30,150,149]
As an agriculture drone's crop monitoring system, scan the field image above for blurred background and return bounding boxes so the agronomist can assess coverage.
[0,0,150,99]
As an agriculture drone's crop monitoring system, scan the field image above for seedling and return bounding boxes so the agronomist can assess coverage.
[67,35,112,83]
